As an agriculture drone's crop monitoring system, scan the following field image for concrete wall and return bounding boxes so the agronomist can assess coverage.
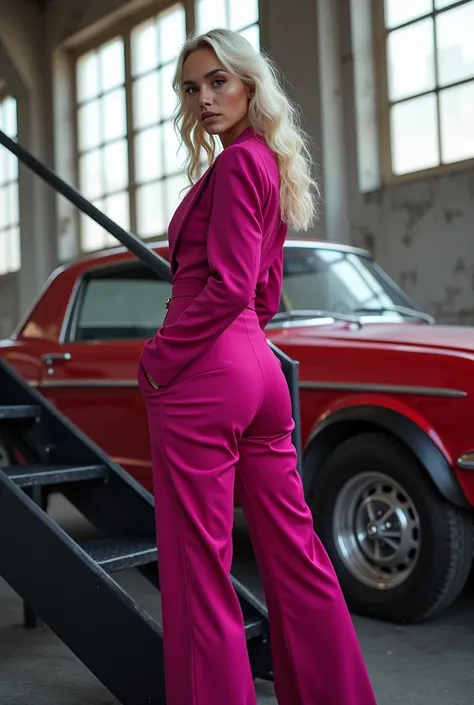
[0,0,473,332]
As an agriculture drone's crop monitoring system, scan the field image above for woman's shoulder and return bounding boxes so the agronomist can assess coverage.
[215,132,279,187]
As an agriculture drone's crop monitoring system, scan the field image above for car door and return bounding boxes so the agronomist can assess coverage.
[38,261,172,492]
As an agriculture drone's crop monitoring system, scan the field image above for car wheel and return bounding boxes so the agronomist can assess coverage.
[311,431,474,624]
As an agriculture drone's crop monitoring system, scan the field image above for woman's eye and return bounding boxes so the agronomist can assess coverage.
[213,79,225,88]
[185,86,197,95]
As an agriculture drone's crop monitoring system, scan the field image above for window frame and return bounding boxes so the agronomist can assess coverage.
[373,0,474,184]
[70,0,196,251]
[69,0,260,254]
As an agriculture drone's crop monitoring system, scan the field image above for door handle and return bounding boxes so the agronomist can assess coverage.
[41,352,72,366]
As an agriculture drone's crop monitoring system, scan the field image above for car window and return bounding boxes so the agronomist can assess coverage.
[282,247,414,316]
[72,267,172,342]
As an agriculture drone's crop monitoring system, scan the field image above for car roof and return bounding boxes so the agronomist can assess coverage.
[60,236,372,278]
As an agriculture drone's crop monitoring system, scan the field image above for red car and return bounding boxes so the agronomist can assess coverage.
[2,238,474,625]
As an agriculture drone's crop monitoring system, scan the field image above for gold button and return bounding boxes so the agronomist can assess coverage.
[166,297,171,309]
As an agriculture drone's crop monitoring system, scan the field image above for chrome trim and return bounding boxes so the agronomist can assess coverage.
[284,240,371,258]
[298,381,467,398]
[457,453,474,471]
[37,379,139,389]
[266,317,360,330]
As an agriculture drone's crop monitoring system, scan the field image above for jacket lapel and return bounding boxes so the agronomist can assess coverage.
[168,161,217,276]
[168,129,257,276]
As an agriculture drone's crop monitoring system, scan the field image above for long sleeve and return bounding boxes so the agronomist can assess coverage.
[255,250,283,329]
[144,145,267,388]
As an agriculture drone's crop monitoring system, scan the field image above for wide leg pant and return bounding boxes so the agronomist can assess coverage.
[139,304,377,705]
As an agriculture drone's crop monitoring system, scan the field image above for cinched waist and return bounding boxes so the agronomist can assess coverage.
[167,278,256,310]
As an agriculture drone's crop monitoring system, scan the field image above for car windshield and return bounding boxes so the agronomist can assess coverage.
[279,246,427,323]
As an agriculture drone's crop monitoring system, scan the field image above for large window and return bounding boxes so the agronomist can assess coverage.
[195,0,260,50]
[0,96,20,275]
[380,0,474,178]
[75,0,260,253]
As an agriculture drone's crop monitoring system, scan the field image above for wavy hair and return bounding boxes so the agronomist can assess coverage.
[172,28,320,231]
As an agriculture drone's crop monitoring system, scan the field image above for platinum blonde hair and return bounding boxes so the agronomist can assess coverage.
[172,28,320,232]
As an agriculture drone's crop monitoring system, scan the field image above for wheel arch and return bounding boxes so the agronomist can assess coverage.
[302,405,469,508]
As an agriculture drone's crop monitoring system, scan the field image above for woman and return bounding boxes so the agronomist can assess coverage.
[138,28,377,705]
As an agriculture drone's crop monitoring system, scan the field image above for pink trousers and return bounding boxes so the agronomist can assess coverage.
[139,297,377,705]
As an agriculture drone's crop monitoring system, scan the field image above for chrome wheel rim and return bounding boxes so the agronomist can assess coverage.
[333,471,421,590]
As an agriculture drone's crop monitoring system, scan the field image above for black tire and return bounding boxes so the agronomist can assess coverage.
[311,431,474,624]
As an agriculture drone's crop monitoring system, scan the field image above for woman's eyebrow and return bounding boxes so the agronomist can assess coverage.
[183,68,229,86]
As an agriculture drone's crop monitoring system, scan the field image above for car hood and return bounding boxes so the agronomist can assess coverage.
[282,322,474,355]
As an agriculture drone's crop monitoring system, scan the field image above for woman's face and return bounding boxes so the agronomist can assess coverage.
[182,47,253,147]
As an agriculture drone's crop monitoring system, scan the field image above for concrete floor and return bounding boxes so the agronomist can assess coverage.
[1,496,474,705]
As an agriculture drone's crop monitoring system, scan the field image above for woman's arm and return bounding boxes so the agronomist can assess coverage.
[255,251,283,329]
[143,144,267,388]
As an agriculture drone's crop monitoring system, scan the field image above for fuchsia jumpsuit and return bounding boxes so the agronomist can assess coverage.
[138,127,377,705]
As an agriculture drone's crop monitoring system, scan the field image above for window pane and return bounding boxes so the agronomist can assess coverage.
[77,277,171,340]
[79,149,103,199]
[163,120,185,174]
[387,19,435,101]
[164,173,189,221]
[104,139,128,193]
[435,0,458,8]
[0,187,7,229]
[136,182,165,237]
[158,5,186,65]
[81,199,106,252]
[6,151,18,182]
[7,226,20,272]
[132,19,159,76]
[105,191,130,233]
[159,62,178,121]
[196,0,227,33]
[384,0,432,29]
[436,3,474,86]
[135,126,164,183]
[0,151,5,187]
[0,231,8,275]
[2,97,17,137]
[77,51,100,103]
[240,24,260,52]
[100,38,125,92]
[133,72,160,129]
[390,94,439,174]
[440,81,474,163]
[7,182,19,225]
[230,0,259,30]
[102,88,126,142]
[78,100,101,151]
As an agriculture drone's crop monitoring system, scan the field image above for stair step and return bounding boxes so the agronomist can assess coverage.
[0,404,41,421]
[82,537,265,641]
[244,617,265,640]
[82,536,158,573]
[3,464,108,488]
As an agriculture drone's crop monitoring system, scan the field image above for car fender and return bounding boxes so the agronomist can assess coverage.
[303,395,469,508]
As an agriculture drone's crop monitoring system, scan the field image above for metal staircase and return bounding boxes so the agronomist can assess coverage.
[0,127,303,703]
[0,358,272,704]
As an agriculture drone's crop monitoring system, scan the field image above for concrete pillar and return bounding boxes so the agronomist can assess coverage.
[0,0,58,321]
[259,0,325,240]
[316,0,351,244]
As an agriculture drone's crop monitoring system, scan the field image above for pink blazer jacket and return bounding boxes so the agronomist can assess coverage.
[140,127,288,388]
